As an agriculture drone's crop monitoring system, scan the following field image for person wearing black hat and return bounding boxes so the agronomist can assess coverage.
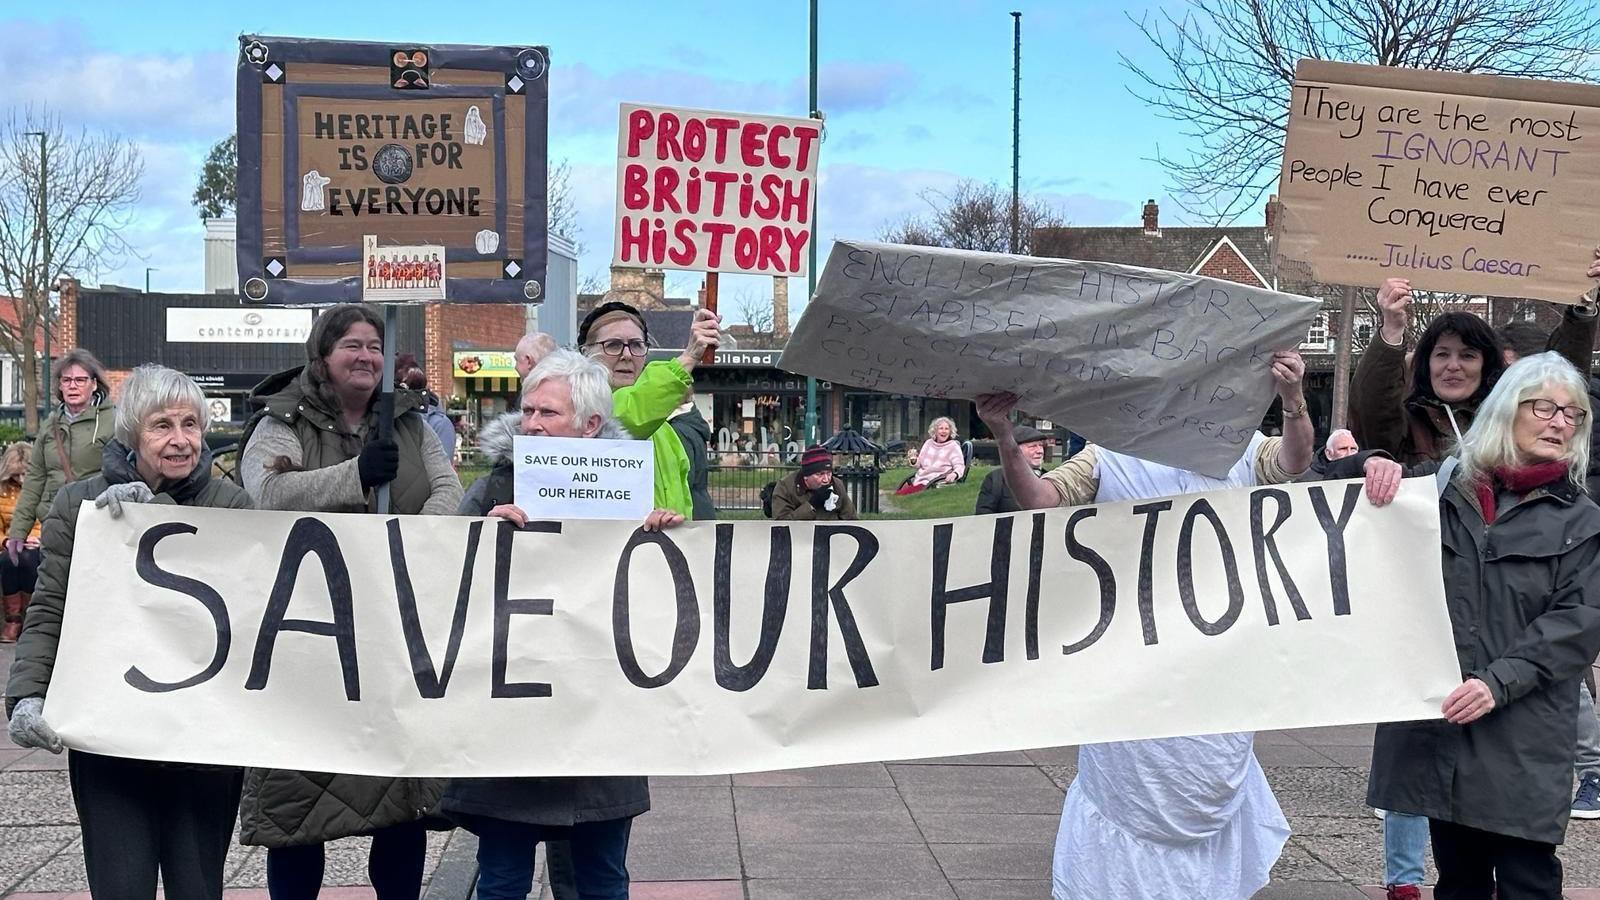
[770,446,857,521]
[577,299,721,517]
[975,424,1049,515]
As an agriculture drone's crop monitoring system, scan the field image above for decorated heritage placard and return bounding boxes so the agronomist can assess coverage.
[236,35,549,304]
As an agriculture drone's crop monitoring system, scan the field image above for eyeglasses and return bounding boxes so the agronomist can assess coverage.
[59,376,91,386]
[587,339,649,358]
[1521,398,1588,427]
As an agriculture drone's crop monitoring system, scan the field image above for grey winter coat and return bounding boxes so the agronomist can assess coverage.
[7,440,252,712]
[441,413,652,827]
[1328,452,1600,844]
[668,408,716,520]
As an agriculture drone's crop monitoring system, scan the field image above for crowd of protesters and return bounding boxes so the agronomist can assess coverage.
[5,249,1600,900]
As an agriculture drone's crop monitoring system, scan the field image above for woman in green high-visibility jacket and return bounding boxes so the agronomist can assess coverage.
[578,300,720,518]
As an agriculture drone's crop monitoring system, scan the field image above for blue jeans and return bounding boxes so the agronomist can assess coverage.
[1385,810,1429,887]
[473,816,632,900]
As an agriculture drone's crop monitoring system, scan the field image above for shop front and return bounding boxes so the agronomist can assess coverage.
[682,350,824,463]
[452,349,521,433]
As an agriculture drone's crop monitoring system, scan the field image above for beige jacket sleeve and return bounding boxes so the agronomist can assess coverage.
[1252,436,1297,485]
[241,416,367,511]
[1039,444,1101,507]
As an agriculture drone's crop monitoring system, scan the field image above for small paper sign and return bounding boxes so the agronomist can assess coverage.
[513,436,653,520]
[363,234,447,303]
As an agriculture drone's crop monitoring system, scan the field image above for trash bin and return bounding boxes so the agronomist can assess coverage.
[823,427,886,515]
[834,463,880,514]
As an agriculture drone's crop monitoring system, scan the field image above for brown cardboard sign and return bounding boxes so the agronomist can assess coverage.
[236,35,548,305]
[1276,60,1600,304]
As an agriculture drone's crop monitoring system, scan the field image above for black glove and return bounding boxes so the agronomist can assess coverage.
[357,438,400,488]
[808,486,832,510]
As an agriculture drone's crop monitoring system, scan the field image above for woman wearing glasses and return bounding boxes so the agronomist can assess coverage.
[1330,352,1600,899]
[3,349,114,641]
[577,300,720,517]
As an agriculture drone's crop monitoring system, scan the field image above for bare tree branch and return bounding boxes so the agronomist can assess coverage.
[880,180,1067,255]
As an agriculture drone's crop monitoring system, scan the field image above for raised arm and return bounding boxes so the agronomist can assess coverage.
[973,393,1084,509]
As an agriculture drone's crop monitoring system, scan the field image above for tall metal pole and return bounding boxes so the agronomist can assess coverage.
[1010,11,1021,254]
[23,132,51,417]
[803,0,820,443]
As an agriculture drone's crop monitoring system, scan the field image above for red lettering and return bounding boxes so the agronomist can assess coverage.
[668,220,698,267]
[702,222,736,267]
[792,125,821,170]
[784,227,808,273]
[704,171,737,217]
[652,167,682,213]
[682,119,707,162]
[734,228,760,269]
[625,109,655,159]
[752,173,783,221]
[705,117,739,164]
[766,125,792,168]
[622,164,650,211]
[650,217,668,262]
[740,122,768,167]
[757,225,785,271]
[781,177,811,224]
[657,113,683,161]
[618,216,650,263]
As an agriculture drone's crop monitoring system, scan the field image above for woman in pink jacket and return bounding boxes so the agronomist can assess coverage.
[898,416,965,494]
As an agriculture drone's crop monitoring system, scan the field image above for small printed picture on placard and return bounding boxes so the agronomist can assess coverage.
[363,235,446,302]
[207,398,232,424]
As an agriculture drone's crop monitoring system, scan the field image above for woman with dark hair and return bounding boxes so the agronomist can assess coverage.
[0,442,41,642]
[4,348,115,564]
[236,304,462,899]
[395,352,455,459]
[1350,276,1596,466]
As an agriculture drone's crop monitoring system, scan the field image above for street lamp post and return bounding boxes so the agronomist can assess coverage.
[1011,11,1022,254]
[803,0,821,443]
[22,131,49,420]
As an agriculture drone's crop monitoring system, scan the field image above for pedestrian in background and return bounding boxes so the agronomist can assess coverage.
[975,424,1049,514]
[770,445,857,521]
[236,304,462,900]
[5,349,115,563]
[0,442,41,642]
[668,388,717,520]
[7,364,250,899]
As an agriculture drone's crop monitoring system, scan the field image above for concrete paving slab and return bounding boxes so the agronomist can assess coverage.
[1253,744,1345,767]
[653,774,733,788]
[898,784,1064,816]
[1268,841,1344,882]
[626,838,743,882]
[1317,745,1379,767]
[734,805,922,845]
[634,787,738,845]
[732,763,893,787]
[746,878,957,900]
[1267,767,1378,818]
[887,764,1061,791]
[1252,883,1367,899]
[910,813,1060,845]
[1022,746,1077,767]
[1287,724,1378,747]
[629,881,745,899]
[740,842,946,883]
[1036,764,1076,793]
[733,785,905,815]
[0,826,80,894]
[10,850,86,893]
[0,773,76,827]
[950,880,1053,900]
[926,842,1052,880]
[8,752,68,772]
[892,751,1036,766]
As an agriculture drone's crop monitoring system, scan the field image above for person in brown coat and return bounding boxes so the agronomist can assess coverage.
[770,446,858,520]
[0,442,40,642]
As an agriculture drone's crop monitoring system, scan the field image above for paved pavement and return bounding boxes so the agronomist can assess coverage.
[3,617,1599,900]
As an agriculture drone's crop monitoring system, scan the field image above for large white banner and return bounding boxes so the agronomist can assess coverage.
[43,478,1458,777]
[779,240,1322,477]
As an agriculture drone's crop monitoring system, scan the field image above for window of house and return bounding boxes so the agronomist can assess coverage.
[1303,313,1328,348]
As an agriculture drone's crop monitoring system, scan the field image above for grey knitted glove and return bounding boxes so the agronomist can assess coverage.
[8,697,61,753]
[94,482,155,518]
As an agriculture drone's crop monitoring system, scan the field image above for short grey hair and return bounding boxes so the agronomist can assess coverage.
[524,349,614,431]
[1324,429,1355,454]
[1456,351,1592,491]
[114,364,208,447]
[514,332,559,373]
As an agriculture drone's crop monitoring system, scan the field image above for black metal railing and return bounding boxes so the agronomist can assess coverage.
[707,452,796,512]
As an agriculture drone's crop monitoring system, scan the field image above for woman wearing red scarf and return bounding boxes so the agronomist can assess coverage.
[1333,351,1600,899]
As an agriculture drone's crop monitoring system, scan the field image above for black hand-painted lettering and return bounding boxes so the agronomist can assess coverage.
[930,517,1011,670]
[1131,501,1173,645]
[493,521,559,699]
[1061,508,1117,655]
[614,527,700,688]
[389,518,479,698]
[1249,489,1310,625]
[125,522,230,693]
[1176,499,1245,635]
[713,524,789,692]
[246,517,360,700]
[808,525,880,690]
[1308,484,1361,616]
[1024,512,1045,660]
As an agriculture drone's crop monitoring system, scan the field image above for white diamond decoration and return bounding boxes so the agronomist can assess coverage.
[505,260,522,278]
[507,75,524,93]
[266,259,285,277]
[265,63,283,81]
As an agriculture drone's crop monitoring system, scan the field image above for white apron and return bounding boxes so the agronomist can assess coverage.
[1052,435,1291,900]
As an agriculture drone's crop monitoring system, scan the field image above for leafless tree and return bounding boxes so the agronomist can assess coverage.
[881,179,1066,255]
[0,109,142,430]
[731,289,783,350]
[548,158,581,248]
[1126,0,1600,222]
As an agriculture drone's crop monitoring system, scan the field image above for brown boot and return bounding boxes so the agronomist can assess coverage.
[0,592,23,643]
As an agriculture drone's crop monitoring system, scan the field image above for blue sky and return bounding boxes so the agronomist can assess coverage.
[1,1,1217,317]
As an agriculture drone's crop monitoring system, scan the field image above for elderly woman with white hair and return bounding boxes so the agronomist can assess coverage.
[897,415,966,495]
[440,349,675,900]
[1334,351,1600,899]
[6,364,251,899]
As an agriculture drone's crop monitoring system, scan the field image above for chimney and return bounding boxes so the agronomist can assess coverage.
[1265,193,1282,233]
[55,276,80,351]
[772,277,790,337]
[607,265,667,310]
[1141,199,1160,235]
[644,269,665,307]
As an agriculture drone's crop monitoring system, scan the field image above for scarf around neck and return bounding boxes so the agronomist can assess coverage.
[1473,460,1569,525]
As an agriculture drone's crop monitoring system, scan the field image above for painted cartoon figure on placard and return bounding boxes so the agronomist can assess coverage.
[464,106,487,145]
[300,169,330,211]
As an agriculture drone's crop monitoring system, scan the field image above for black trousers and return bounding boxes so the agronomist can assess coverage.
[69,751,243,900]
[1430,818,1562,900]
[1,547,39,594]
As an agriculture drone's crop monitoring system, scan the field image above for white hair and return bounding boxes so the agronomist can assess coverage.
[114,364,208,447]
[928,416,959,440]
[1455,351,1592,490]
[1324,429,1355,454]
[524,349,615,430]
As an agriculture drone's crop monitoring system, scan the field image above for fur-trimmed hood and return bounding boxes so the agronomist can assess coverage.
[475,412,631,465]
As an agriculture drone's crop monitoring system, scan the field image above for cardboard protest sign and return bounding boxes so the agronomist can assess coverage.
[44,479,1456,776]
[780,241,1320,477]
[613,103,820,276]
[1277,59,1600,303]
[514,436,653,520]
[235,35,549,305]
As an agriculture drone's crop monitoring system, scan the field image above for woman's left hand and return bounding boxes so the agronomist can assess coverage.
[1442,678,1496,724]
[643,509,685,531]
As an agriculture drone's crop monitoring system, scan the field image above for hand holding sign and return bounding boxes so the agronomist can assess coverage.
[486,504,529,527]
[679,308,722,372]
[1376,278,1412,345]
